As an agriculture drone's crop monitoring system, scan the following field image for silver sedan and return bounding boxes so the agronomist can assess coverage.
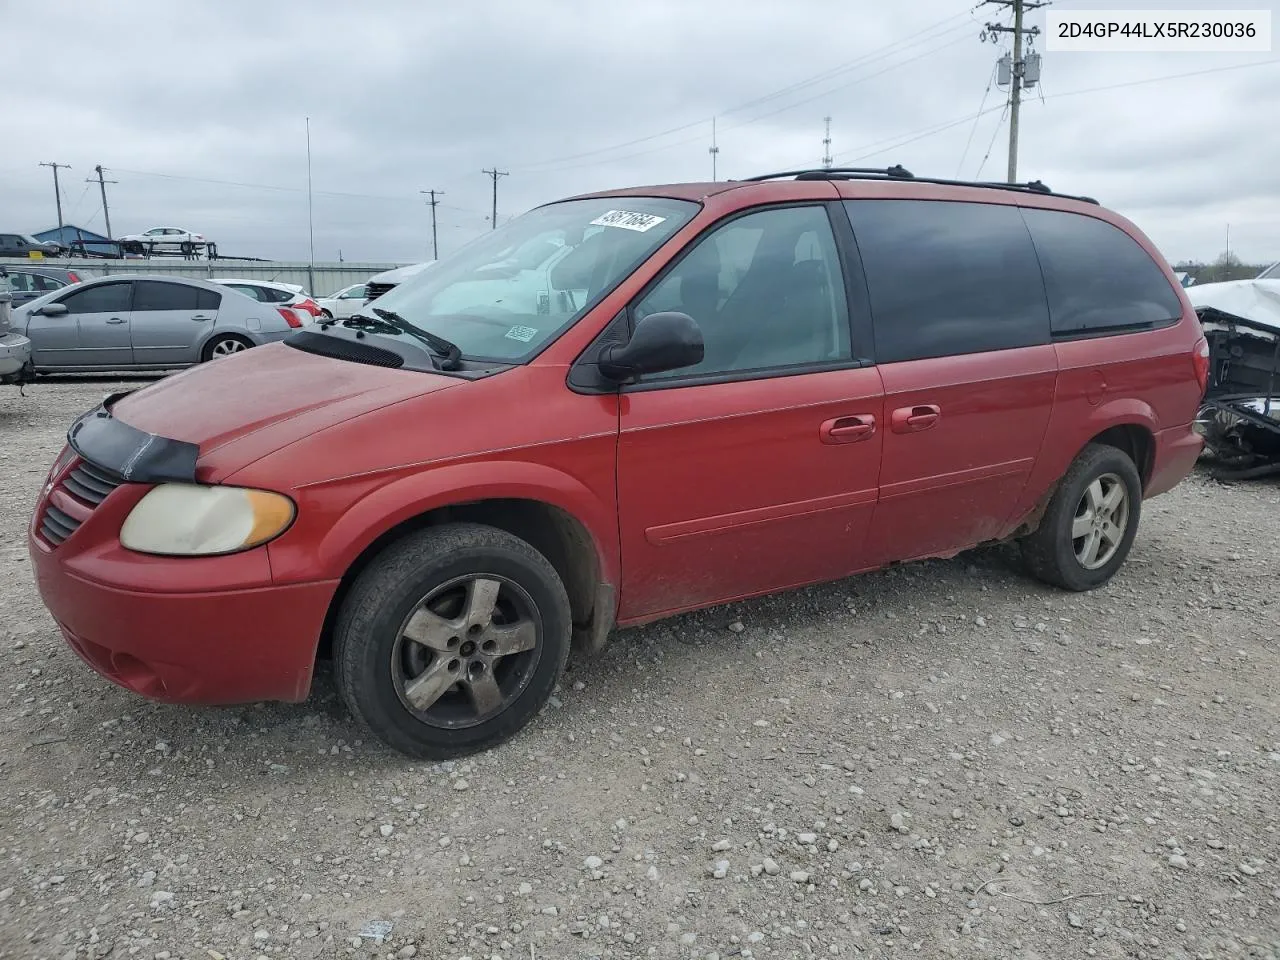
[11,275,306,372]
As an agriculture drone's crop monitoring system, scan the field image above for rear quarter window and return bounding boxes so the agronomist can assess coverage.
[844,199,1049,363]
[1019,208,1182,336]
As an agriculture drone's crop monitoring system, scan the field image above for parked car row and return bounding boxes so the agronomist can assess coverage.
[5,274,308,374]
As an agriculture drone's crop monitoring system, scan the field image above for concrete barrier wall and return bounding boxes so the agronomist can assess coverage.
[0,258,410,298]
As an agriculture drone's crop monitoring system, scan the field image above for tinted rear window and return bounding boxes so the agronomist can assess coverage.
[132,281,204,311]
[844,199,1049,363]
[1020,208,1182,335]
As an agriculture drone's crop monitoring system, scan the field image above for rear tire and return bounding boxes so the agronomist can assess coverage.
[201,335,251,362]
[334,523,572,759]
[1020,443,1143,592]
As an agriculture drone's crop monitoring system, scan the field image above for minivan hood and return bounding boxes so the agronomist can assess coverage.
[110,341,461,480]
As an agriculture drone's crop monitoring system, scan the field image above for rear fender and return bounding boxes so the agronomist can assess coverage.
[1009,397,1158,534]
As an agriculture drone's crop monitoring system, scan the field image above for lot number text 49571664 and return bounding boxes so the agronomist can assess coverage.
[1047,10,1271,52]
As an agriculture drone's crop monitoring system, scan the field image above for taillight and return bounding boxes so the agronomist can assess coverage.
[1192,336,1210,395]
[277,307,303,329]
[67,271,81,283]
[295,298,322,316]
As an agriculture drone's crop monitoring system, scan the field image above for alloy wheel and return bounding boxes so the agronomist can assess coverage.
[1071,472,1130,570]
[391,574,541,728]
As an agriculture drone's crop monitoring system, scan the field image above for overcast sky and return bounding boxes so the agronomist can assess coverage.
[4,0,1278,268]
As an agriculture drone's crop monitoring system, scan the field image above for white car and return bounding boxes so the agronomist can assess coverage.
[364,261,435,301]
[316,283,370,320]
[211,278,324,322]
[117,227,210,256]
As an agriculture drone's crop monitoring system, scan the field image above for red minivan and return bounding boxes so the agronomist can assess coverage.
[29,168,1209,758]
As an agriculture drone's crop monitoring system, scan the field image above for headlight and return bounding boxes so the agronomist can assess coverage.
[120,484,295,556]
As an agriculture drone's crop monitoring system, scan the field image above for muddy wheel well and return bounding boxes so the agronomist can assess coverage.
[315,499,603,661]
[1091,424,1154,486]
[1009,423,1156,539]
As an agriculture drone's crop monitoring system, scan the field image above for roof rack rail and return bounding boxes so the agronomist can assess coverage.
[735,167,1099,205]
[740,165,914,183]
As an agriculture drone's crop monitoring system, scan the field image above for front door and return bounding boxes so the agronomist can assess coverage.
[28,280,134,369]
[129,280,219,366]
[615,203,885,621]
[839,197,1057,563]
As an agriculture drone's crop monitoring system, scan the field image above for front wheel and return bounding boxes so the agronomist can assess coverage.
[334,523,572,759]
[1020,443,1143,591]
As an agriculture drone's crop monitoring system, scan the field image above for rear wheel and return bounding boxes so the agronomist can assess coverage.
[201,335,250,361]
[334,523,572,759]
[1020,443,1142,591]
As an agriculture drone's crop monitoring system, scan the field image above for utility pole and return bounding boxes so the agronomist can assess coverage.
[39,162,71,233]
[420,189,445,259]
[482,168,508,230]
[982,0,1044,183]
[822,116,833,169]
[708,117,720,180]
[305,117,316,268]
[87,165,117,239]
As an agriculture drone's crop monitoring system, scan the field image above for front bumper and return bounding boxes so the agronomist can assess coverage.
[29,448,339,705]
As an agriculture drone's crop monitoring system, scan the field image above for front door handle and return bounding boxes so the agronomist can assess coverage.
[820,414,876,444]
[191,315,212,321]
[105,317,126,325]
[890,404,941,433]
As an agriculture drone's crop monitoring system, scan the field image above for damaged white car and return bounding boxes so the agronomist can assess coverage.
[1188,279,1280,480]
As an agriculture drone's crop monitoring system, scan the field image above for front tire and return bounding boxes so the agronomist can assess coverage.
[1020,443,1143,592]
[333,523,572,759]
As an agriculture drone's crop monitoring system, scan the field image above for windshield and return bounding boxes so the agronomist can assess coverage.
[360,197,698,362]
[1259,262,1280,280]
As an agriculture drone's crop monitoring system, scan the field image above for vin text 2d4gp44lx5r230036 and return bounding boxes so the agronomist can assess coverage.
[29,167,1209,758]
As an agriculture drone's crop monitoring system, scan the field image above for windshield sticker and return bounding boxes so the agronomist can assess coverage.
[589,210,667,232]
[504,325,539,343]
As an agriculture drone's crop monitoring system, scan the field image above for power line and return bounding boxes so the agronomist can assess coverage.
[975,105,1011,178]
[513,6,976,171]
[955,64,997,176]
[835,56,1280,166]
[482,168,508,231]
[530,29,975,177]
[66,183,93,223]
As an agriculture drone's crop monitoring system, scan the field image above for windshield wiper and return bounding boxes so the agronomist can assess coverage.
[372,307,463,371]
[336,310,464,371]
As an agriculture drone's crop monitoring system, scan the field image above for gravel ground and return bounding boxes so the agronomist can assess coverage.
[1,377,1278,960]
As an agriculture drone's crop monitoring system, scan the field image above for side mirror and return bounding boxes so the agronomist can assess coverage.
[599,311,704,381]
[40,302,69,317]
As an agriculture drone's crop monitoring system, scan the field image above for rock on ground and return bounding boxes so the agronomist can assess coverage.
[1,378,1278,958]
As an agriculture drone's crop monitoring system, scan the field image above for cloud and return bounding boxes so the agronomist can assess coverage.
[4,0,1278,264]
